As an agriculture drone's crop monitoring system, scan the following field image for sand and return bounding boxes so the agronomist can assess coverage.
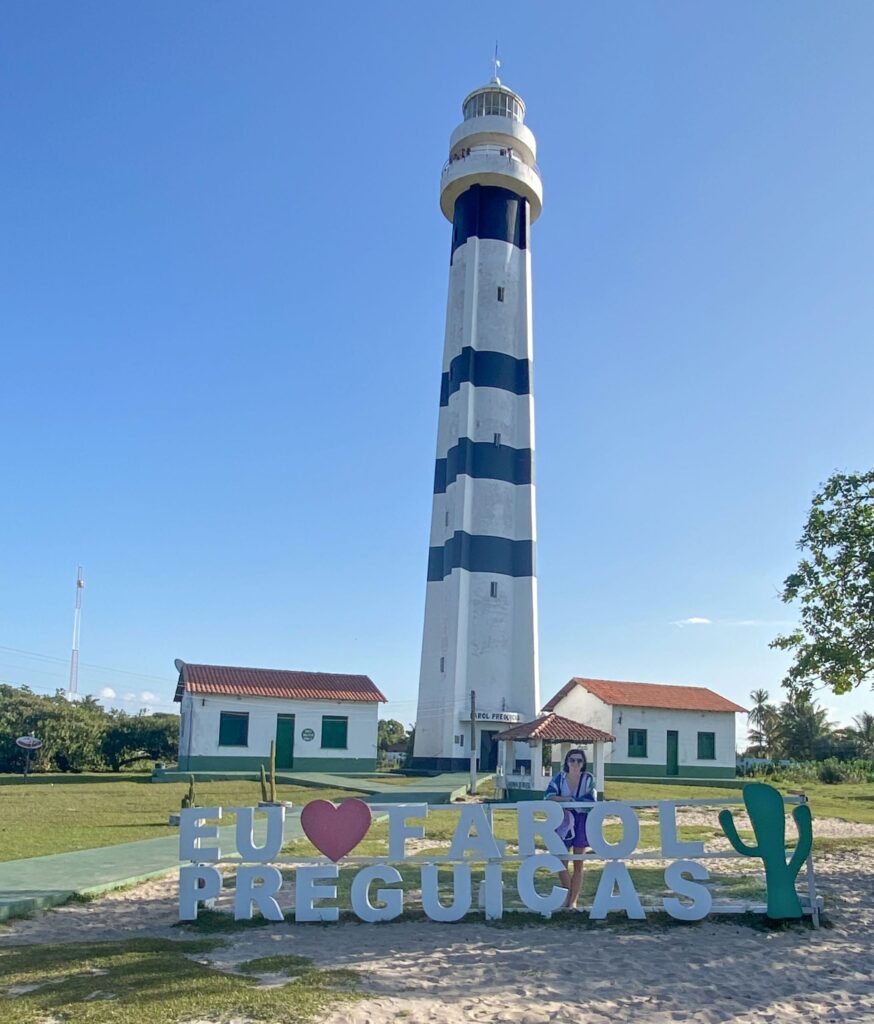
[2,819,873,1023]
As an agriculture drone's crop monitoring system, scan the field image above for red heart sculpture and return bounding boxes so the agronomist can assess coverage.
[300,798,372,861]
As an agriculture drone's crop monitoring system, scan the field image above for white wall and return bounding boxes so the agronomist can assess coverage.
[607,706,737,771]
[549,686,737,772]
[182,693,379,763]
[547,687,615,768]
[414,233,540,765]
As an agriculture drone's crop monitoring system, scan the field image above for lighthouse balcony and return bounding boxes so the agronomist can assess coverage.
[440,146,543,223]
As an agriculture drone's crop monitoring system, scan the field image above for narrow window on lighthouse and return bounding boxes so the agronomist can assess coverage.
[490,581,499,598]
[440,657,445,673]
[497,286,505,302]
[493,432,501,447]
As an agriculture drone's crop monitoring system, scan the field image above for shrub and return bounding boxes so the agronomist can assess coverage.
[817,759,847,784]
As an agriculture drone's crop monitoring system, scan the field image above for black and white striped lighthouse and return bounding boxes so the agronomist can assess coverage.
[412,77,543,771]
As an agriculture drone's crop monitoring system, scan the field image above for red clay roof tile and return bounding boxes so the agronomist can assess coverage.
[174,662,386,703]
[494,713,615,743]
[543,677,746,714]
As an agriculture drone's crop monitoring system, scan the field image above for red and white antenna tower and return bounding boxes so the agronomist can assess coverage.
[67,565,84,699]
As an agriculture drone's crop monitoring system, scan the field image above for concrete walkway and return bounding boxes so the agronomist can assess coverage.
[0,774,492,921]
[0,817,276,922]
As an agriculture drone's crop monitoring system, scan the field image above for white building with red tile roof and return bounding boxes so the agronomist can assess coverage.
[542,677,745,783]
[173,660,386,773]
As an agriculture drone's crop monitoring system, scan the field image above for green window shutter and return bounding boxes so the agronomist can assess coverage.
[218,711,249,747]
[697,731,716,760]
[321,715,348,749]
[628,729,647,758]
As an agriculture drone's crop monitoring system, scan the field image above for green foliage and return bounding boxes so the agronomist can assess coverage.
[745,694,874,765]
[771,469,874,695]
[377,718,407,750]
[770,695,834,761]
[743,757,874,785]
[817,760,845,784]
[850,711,874,758]
[0,682,178,774]
[269,739,277,802]
[746,689,777,758]
[236,954,314,974]
[181,774,197,809]
[101,712,179,771]
[259,763,269,802]
[719,782,812,920]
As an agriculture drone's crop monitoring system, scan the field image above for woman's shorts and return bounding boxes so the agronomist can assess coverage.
[561,810,589,850]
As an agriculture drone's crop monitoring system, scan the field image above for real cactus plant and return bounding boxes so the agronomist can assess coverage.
[181,774,197,810]
[269,739,278,803]
[718,782,813,920]
[260,763,269,803]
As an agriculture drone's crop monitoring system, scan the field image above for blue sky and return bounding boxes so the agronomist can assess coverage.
[2,2,873,734]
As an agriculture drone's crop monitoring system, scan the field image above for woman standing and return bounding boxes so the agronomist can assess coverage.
[545,748,596,909]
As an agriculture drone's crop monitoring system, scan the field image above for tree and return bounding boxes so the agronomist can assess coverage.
[377,719,407,751]
[772,696,834,761]
[771,470,874,695]
[100,712,179,771]
[746,689,775,757]
[849,711,874,759]
[0,682,180,773]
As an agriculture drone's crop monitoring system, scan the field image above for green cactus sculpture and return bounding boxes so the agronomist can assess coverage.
[260,763,269,803]
[719,782,813,920]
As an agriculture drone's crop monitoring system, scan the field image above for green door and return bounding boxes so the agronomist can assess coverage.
[479,730,499,771]
[666,730,679,776]
[275,715,295,770]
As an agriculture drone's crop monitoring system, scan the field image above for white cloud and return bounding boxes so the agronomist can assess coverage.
[672,616,795,630]
[124,692,136,702]
[140,690,158,703]
[99,687,116,699]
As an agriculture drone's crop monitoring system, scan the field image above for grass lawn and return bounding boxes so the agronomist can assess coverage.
[0,774,355,862]
[361,774,429,786]
[0,938,358,1024]
[605,779,874,826]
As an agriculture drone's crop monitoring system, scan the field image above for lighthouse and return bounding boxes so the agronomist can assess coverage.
[412,76,544,772]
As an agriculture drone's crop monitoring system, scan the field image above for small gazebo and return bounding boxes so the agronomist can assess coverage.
[493,713,615,801]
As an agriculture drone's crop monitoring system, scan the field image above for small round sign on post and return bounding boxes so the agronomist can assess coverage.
[15,736,43,782]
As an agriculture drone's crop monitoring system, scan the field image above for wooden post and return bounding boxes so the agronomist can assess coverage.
[469,690,477,795]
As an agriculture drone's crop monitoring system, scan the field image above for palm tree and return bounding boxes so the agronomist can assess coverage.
[773,696,834,761]
[747,689,774,757]
[850,712,874,759]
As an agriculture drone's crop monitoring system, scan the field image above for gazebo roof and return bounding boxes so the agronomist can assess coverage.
[493,713,615,744]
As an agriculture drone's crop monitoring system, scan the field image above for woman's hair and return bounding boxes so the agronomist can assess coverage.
[562,748,588,773]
